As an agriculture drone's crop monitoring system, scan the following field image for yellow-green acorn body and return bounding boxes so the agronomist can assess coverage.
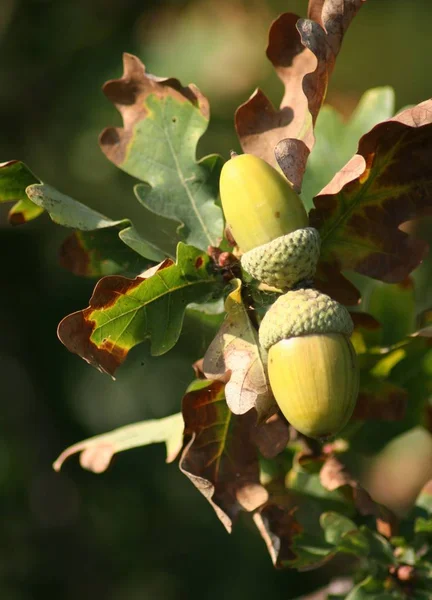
[259,289,359,439]
[219,154,308,252]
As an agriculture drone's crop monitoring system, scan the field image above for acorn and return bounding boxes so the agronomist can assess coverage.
[259,289,359,439]
[219,153,320,289]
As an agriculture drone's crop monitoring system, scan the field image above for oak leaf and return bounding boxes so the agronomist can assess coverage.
[179,380,268,532]
[100,53,224,251]
[310,100,432,303]
[235,0,365,189]
[53,413,184,473]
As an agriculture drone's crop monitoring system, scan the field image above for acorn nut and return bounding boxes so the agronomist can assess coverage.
[259,289,359,439]
[219,154,318,289]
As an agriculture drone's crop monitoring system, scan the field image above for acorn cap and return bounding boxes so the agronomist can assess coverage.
[259,288,354,351]
[241,227,320,289]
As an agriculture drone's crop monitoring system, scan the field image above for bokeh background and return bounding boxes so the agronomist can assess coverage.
[1,0,432,598]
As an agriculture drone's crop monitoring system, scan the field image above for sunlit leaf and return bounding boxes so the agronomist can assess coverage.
[350,336,432,453]
[302,87,395,209]
[100,53,224,251]
[360,278,416,347]
[235,1,365,188]
[57,244,220,376]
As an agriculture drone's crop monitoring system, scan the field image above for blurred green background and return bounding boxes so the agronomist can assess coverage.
[1,1,432,598]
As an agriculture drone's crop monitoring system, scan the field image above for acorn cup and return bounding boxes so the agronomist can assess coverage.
[219,152,359,439]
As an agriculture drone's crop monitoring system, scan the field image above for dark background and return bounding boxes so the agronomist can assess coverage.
[1,1,432,598]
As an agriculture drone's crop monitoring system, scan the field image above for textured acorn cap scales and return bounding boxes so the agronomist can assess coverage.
[241,227,321,289]
[259,288,354,351]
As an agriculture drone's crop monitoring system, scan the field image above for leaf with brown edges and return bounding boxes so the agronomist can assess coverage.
[235,0,365,188]
[179,380,269,532]
[100,53,223,251]
[57,243,219,376]
[310,100,432,304]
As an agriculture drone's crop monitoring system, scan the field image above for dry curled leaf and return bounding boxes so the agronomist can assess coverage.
[235,0,365,189]
[202,279,275,421]
[179,380,269,532]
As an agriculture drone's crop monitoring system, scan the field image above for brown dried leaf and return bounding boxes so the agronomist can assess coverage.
[320,455,398,537]
[235,1,365,187]
[252,413,290,459]
[179,380,269,532]
[253,502,303,567]
[202,279,275,421]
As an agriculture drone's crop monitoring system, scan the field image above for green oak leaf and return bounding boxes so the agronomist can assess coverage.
[100,53,224,251]
[57,243,221,376]
[360,278,416,347]
[320,512,370,556]
[0,165,164,276]
[350,336,432,453]
[415,517,432,534]
[0,161,43,223]
[310,100,432,305]
[345,576,398,600]
[302,87,395,209]
[53,413,184,473]
[27,183,165,276]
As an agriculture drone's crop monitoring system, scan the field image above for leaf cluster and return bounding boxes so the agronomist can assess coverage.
[2,1,432,597]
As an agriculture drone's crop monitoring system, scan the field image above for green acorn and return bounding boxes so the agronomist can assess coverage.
[259,289,359,439]
[219,154,318,289]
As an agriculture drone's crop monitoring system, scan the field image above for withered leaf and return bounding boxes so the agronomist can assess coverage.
[179,380,268,532]
[202,279,275,421]
[235,1,364,188]
[320,455,397,538]
[252,413,290,459]
[310,100,432,303]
